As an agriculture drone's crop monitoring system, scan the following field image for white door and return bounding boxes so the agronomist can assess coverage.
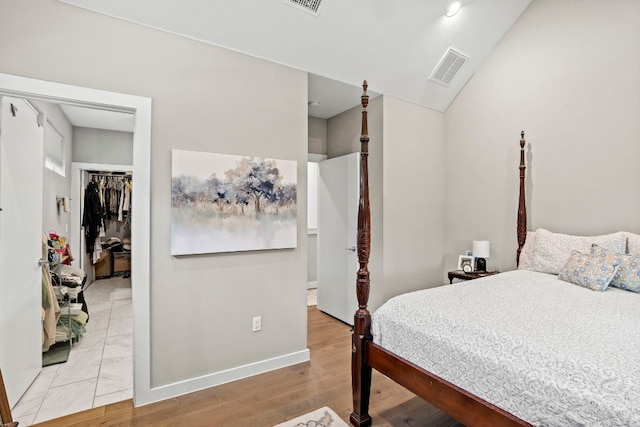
[0,97,44,407]
[317,153,359,325]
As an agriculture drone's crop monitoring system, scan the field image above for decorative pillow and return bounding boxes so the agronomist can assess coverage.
[625,232,640,256]
[557,250,619,291]
[531,228,627,275]
[591,244,640,293]
[517,231,536,270]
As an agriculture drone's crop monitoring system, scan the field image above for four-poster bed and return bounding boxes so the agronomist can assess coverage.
[350,82,640,426]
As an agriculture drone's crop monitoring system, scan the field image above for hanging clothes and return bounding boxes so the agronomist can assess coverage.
[123,180,131,213]
[122,180,132,229]
[87,174,133,256]
[104,178,112,220]
[117,178,131,222]
[117,179,125,222]
[82,181,102,259]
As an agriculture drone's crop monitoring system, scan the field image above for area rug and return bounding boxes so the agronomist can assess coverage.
[274,406,349,427]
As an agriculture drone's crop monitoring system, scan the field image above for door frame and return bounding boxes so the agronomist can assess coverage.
[0,73,154,406]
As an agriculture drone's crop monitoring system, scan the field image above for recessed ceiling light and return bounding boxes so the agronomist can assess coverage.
[308,101,320,108]
[445,1,461,17]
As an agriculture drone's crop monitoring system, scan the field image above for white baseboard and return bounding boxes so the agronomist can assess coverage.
[137,348,310,406]
[307,281,317,289]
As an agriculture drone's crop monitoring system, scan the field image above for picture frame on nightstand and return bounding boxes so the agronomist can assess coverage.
[457,255,474,271]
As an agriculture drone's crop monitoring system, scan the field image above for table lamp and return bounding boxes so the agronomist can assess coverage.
[473,240,490,272]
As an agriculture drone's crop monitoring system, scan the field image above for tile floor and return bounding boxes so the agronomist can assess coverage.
[12,275,133,426]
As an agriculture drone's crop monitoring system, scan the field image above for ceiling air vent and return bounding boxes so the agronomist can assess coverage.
[429,47,469,86]
[286,0,324,17]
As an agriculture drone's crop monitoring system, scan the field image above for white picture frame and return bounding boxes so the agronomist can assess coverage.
[457,255,474,271]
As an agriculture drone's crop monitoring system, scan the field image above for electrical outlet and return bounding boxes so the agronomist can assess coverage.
[252,316,261,332]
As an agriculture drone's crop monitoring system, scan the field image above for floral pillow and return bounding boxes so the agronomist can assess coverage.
[531,228,627,275]
[557,250,619,292]
[591,244,640,293]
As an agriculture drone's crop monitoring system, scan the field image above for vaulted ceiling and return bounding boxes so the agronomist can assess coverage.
[59,0,531,119]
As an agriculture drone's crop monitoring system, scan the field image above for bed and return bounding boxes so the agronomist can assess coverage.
[349,82,640,426]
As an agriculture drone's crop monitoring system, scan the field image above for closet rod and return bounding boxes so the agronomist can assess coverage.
[89,172,132,178]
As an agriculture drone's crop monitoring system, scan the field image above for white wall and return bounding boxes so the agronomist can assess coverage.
[326,95,446,309]
[383,96,445,298]
[444,0,640,274]
[308,117,327,155]
[36,101,73,239]
[0,0,308,392]
[72,127,133,165]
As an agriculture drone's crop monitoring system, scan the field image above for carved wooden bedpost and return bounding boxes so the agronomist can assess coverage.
[350,81,373,427]
[516,131,527,267]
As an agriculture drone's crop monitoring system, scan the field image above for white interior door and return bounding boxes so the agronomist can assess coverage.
[317,153,359,325]
[0,97,44,407]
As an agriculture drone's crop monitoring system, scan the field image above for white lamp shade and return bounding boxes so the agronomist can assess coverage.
[472,240,490,258]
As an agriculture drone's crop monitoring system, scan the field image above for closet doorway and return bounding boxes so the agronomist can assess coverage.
[0,73,153,419]
[71,163,133,280]
[9,108,135,425]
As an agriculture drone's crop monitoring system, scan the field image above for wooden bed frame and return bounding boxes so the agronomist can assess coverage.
[350,81,531,427]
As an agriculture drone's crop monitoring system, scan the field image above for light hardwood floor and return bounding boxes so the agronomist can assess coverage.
[31,307,461,427]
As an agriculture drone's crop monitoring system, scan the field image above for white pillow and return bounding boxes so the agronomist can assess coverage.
[624,232,640,256]
[530,228,627,275]
[517,231,536,270]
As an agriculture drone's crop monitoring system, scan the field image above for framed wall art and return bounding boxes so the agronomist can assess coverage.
[171,149,297,255]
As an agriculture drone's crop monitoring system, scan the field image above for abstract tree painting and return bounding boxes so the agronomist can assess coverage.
[171,150,297,255]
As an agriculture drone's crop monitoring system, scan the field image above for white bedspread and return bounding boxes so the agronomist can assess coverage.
[372,270,640,426]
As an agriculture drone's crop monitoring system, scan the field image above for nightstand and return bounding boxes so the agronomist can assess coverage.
[448,270,499,284]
